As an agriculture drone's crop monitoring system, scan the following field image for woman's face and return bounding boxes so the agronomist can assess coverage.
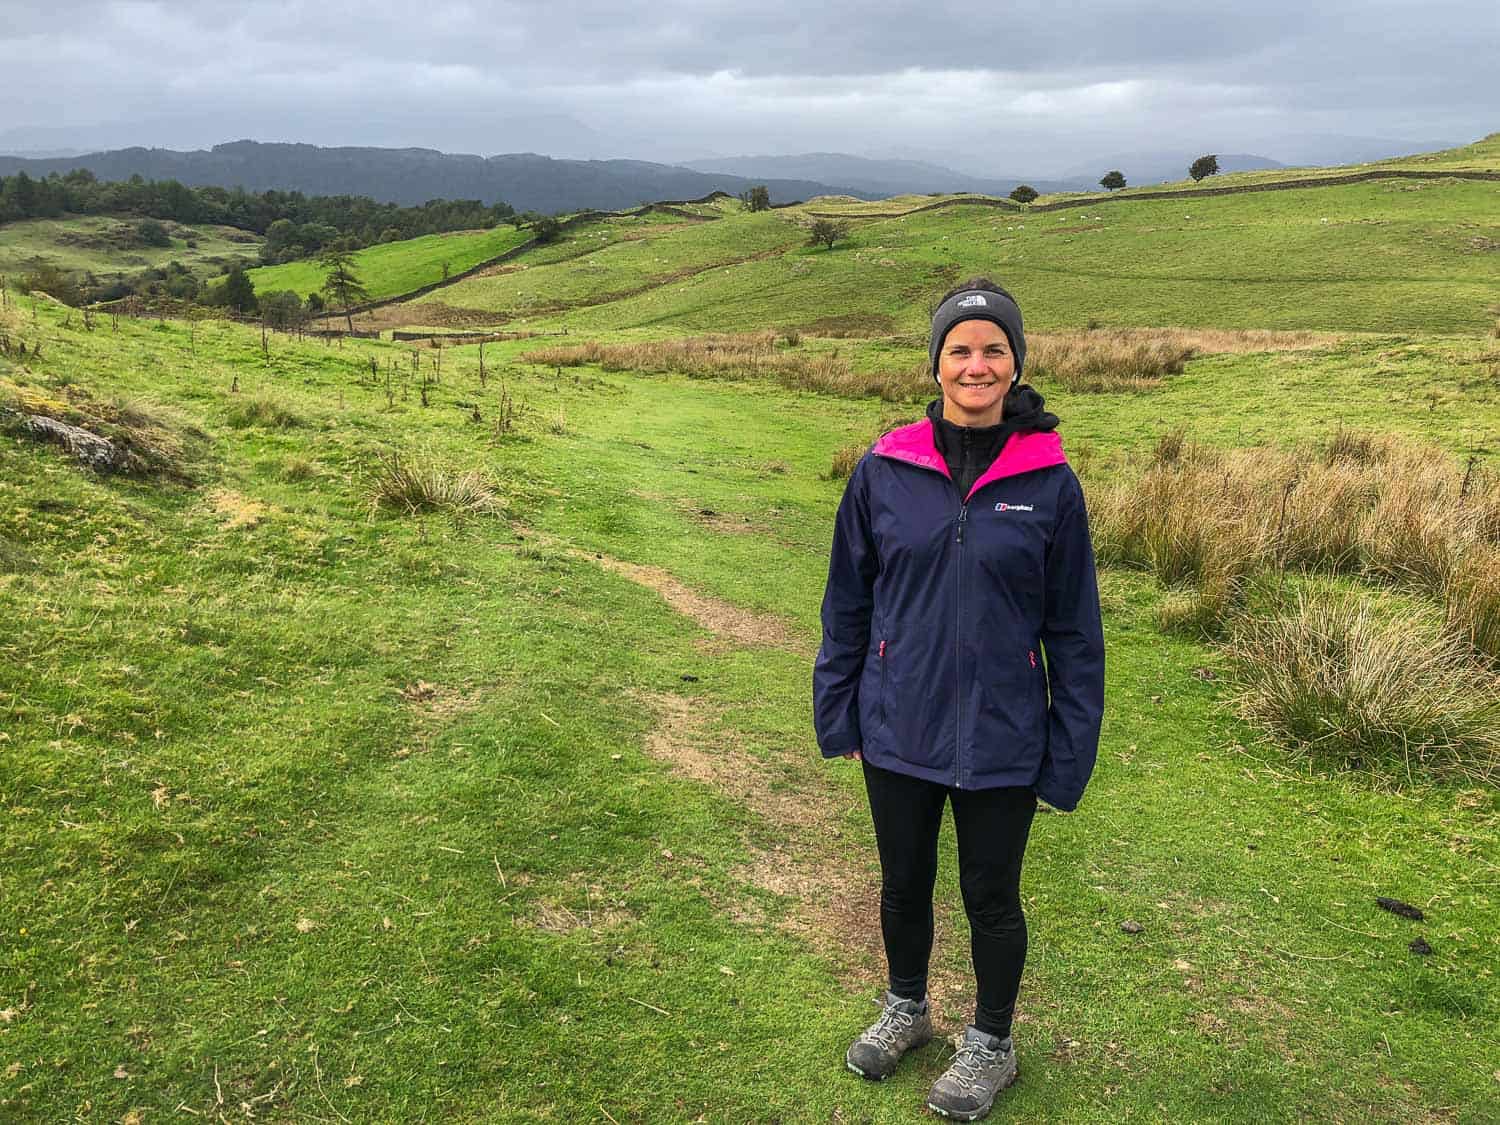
[937,319,1015,425]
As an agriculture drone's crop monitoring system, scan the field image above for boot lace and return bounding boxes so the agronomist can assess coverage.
[944,1038,1001,1092]
[858,998,917,1052]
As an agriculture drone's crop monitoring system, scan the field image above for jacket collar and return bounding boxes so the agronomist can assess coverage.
[872,417,1067,502]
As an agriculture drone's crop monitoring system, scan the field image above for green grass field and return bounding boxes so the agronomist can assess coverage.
[1,284,1496,1120]
[247,225,534,303]
[3,136,1499,1121]
[384,176,1496,337]
[0,215,261,284]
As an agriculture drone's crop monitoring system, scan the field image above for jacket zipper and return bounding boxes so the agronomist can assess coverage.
[955,502,968,788]
[879,639,888,727]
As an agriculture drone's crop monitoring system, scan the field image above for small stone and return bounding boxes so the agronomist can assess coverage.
[1120,920,1144,934]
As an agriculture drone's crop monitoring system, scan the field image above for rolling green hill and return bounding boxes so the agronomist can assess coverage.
[0,215,261,284]
[358,173,1500,336]
[246,224,532,303]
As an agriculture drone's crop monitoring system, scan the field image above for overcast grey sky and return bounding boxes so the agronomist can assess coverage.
[2,0,1495,174]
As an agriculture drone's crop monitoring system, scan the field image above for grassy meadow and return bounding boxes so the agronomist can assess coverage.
[248,226,533,304]
[3,140,1500,1122]
[336,166,1500,338]
[0,216,262,286]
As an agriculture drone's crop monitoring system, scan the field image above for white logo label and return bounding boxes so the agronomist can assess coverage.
[957,294,988,308]
[995,502,1035,512]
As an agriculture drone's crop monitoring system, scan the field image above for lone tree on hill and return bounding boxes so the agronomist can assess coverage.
[320,249,369,333]
[1189,154,1220,182]
[739,184,771,212]
[223,266,258,315]
[1008,184,1039,204]
[1099,170,1126,191]
[807,218,851,251]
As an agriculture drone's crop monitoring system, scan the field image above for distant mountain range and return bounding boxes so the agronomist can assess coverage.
[0,136,1464,214]
[680,153,1079,198]
[0,141,873,213]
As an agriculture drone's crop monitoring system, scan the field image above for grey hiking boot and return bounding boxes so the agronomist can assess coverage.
[844,991,933,1080]
[925,1026,1018,1121]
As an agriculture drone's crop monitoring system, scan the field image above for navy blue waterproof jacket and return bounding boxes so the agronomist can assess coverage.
[813,418,1105,811]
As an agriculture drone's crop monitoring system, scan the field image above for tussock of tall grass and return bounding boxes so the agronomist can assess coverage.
[1091,432,1500,647]
[1027,334,1195,393]
[226,394,307,430]
[367,450,500,516]
[523,333,930,401]
[1230,591,1500,785]
[1025,328,1335,394]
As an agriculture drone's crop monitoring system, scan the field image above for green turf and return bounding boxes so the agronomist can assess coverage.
[0,215,261,284]
[247,225,534,303]
[1,289,1495,1121]
[363,176,1500,337]
[412,208,799,323]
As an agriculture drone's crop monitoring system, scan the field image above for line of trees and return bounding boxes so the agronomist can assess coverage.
[0,169,516,253]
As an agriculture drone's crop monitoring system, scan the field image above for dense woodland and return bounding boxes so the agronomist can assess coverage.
[0,168,516,252]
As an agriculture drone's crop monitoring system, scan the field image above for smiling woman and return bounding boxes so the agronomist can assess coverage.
[814,277,1106,1121]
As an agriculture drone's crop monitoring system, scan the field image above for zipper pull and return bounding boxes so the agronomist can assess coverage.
[879,640,886,658]
[957,504,968,544]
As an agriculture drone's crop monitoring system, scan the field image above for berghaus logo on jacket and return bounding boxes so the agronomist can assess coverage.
[995,502,1035,512]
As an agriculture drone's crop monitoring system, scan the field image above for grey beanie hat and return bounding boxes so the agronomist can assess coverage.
[928,286,1026,385]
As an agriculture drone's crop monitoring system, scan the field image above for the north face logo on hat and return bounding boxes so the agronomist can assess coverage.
[957,294,988,308]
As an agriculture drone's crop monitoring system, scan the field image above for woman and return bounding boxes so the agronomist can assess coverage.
[813,279,1105,1121]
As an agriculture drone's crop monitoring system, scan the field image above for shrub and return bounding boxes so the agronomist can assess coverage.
[1229,590,1500,785]
[1189,154,1220,182]
[1099,171,1126,191]
[1009,185,1039,204]
[807,218,850,250]
[367,450,499,515]
[135,219,172,247]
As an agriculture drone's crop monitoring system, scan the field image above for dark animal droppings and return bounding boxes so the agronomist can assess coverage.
[1376,896,1425,921]
[1409,937,1433,955]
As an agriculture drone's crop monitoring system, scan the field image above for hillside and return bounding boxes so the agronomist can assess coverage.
[0,141,869,213]
[0,215,261,287]
[336,172,1500,336]
[247,224,531,303]
[5,133,1499,1119]
[2,280,1496,1120]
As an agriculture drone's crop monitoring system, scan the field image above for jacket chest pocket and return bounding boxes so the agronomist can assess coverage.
[971,507,1048,586]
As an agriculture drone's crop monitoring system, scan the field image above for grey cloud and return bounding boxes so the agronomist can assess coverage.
[1,1,1494,171]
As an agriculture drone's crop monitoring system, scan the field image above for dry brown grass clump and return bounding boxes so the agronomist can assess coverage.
[367,450,500,516]
[1092,432,1500,638]
[1026,333,1195,393]
[523,333,931,402]
[1024,328,1336,395]
[1230,591,1500,785]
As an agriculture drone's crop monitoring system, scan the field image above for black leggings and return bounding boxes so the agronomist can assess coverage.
[862,759,1037,1040]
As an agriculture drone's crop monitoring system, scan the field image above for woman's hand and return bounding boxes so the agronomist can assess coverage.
[842,750,863,762]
